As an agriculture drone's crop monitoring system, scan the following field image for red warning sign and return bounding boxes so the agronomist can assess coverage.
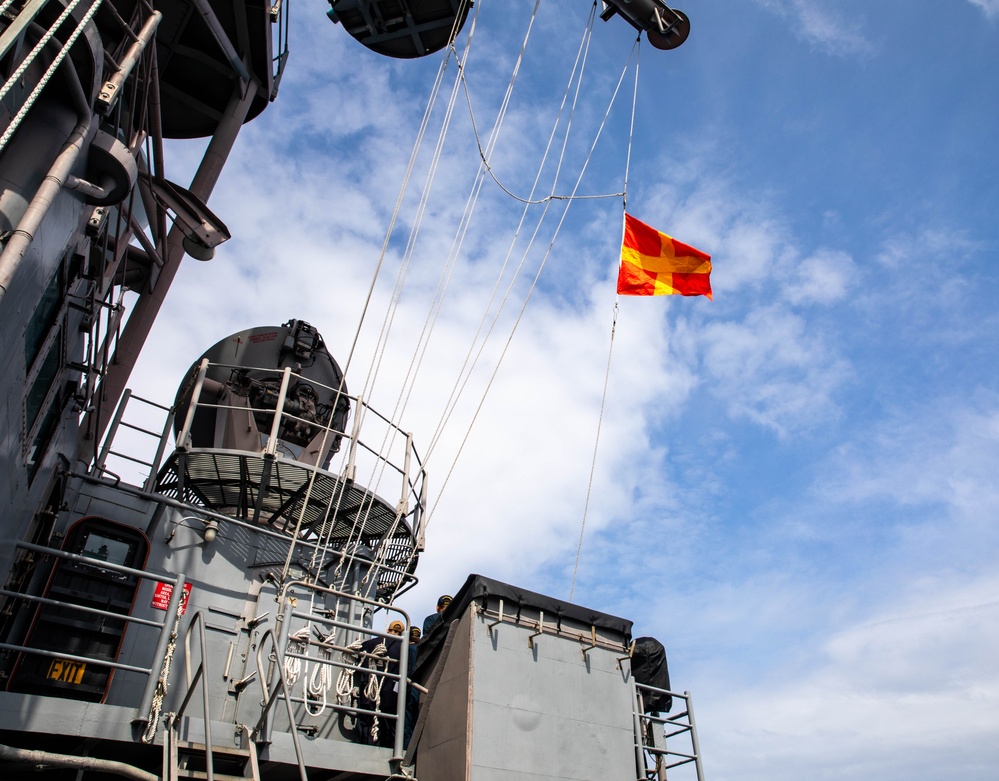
[151,581,192,613]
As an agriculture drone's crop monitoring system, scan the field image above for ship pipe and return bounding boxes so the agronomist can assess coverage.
[0,744,158,781]
[0,117,91,300]
[0,21,94,301]
[96,11,162,115]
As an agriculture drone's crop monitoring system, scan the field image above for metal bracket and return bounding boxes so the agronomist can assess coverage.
[528,611,545,649]
[616,640,636,671]
[487,599,504,637]
[581,625,598,661]
[247,612,269,630]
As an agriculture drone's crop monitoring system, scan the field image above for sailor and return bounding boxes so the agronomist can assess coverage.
[422,594,452,635]
[356,620,406,747]
[405,626,421,747]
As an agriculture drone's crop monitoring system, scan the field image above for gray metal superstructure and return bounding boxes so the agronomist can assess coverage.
[0,1,704,779]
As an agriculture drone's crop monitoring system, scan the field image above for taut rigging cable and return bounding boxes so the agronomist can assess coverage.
[570,28,642,602]
[291,1,645,591]
[282,3,478,588]
[424,30,642,532]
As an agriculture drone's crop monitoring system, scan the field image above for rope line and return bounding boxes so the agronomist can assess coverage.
[569,302,619,602]
[289,1,479,592]
[420,2,595,463]
[455,53,625,205]
[427,33,642,526]
[568,38,642,601]
[269,3,644,595]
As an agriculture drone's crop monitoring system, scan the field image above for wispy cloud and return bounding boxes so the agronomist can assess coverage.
[701,578,999,781]
[969,0,999,19]
[755,0,875,56]
[697,306,850,435]
[782,248,854,305]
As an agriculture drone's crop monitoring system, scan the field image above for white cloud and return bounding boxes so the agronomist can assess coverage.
[623,398,999,781]
[699,577,999,781]
[783,248,854,305]
[755,0,876,56]
[819,400,999,529]
[969,0,999,19]
[697,306,850,435]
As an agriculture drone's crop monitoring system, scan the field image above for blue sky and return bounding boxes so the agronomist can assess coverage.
[129,2,999,779]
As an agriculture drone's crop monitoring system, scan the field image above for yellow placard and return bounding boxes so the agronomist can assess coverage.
[46,658,86,685]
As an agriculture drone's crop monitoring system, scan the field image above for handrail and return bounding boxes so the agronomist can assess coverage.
[252,627,308,781]
[2,542,186,726]
[175,611,214,781]
[174,357,427,515]
[250,582,413,760]
[277,580,411,759]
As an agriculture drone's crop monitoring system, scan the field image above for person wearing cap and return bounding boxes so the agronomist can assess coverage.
[404,625,421,747]
[356,620,406,747]
[422,594,452,635]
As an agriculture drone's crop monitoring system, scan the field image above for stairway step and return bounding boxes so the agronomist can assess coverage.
[175,740,251,757]
[176,772,250,781]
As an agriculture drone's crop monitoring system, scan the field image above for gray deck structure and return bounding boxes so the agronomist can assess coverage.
[412,578,639,781]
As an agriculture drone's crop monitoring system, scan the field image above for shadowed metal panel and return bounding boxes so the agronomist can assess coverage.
[417,609,472,781]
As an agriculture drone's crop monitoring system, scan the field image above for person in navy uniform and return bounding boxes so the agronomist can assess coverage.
[357,620,406,747]
[422,594,452,635]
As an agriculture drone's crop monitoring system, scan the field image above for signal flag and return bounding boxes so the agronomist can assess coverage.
[617,212,712,299]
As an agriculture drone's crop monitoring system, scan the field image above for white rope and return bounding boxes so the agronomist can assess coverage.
[297,2,482,594]
[141,588,187,744]
[335,641,360,702]
[356,1,481,408]
[284,627,310,686]
[367,0,541,490]
[305,631,337,717]
[569,40,641,602]
[334,640,389,743]
[424,2,603,464]
[269,2,477,596]
[569,303,619,602]
[426,31,642,527]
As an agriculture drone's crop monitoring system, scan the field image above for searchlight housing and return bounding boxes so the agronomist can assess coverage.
[600,0,691,50]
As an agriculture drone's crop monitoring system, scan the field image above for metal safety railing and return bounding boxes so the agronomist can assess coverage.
[254,581,412,761]
[634,684,705,781]
[0,541,187,725]
[94,388,176,491]
[177,358,427,521]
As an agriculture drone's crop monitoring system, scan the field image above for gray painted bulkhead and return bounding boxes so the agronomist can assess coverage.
[415,602,639,781]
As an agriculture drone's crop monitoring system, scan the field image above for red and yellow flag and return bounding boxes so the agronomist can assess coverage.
[617,212,712,299]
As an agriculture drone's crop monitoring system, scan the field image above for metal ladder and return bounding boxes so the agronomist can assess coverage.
[164,726,260,781]
[633,684,706,781]
[162,613,265,781]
